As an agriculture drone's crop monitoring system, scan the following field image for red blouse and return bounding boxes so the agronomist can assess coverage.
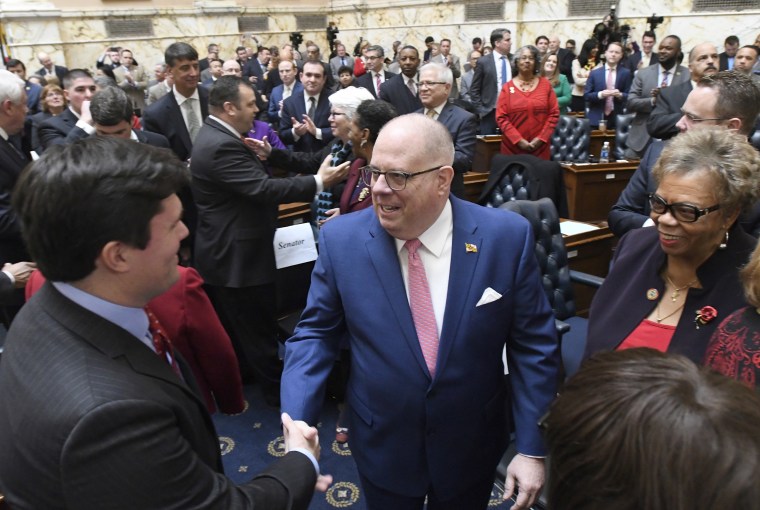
[617,319,676,352]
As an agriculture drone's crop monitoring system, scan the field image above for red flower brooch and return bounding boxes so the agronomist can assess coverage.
[695,306,717,329]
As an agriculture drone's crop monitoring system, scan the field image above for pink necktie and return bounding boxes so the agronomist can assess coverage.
[405,239,439,378]
[146,307,182,378]
[375,73,382,94]
[604,67,616,116]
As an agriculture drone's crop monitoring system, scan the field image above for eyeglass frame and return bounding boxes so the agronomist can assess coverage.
[360,165,443,191]
[678,108,728,124]
[328,111,347,118]
[416,81,447,88]
[647,193,721,222]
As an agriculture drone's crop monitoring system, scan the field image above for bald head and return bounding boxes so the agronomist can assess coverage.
[378,114,454,166]
[222,59,242,77]
[37,52,53,70]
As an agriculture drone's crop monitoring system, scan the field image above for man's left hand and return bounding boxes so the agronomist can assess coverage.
[503,454,545,510]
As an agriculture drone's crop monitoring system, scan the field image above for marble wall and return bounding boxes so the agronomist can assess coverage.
[2,0,758,77]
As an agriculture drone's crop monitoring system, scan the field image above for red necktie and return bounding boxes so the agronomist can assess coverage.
[146,307,182,378]
[405,239,439,378]
[604,67,616,116]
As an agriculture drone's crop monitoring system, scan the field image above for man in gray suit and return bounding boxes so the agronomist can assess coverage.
[0,136,327,509]
[417,62,477,198]
[626,35,689,158]
[329,43,355,80]
[431,39,462,98]
[470,28,514,134]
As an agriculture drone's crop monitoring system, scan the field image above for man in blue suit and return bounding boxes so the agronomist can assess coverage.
[268,60,303,123]
[584,42,632,130]
[281,114,559,510]
[279,60,333,152]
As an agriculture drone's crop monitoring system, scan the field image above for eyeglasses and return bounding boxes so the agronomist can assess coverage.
[648,193,721,222]
[416,81,446,88]
[360,165,442,191]
[329,111,347,118]
[679,109,727,123]
[518,56,536,61]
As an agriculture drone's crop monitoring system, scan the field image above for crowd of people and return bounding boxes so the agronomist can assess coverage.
[0,20,759,510]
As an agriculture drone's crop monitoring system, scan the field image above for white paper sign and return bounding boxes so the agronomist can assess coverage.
[273,223,318,269]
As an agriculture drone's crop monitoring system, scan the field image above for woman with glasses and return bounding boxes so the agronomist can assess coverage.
[495,45,559,160]
[29,84,66,153]
[582,127,760,367]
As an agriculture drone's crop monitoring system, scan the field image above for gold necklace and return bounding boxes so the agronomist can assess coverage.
[665,274,697,302]
[655,301,685,323]
[515,77,536,91]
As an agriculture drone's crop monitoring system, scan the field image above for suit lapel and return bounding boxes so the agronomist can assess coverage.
[366,217,431,377]
[436,198,481,376]
[166,93,192,154]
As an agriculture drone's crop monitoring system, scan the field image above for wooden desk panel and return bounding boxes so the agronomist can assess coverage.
[563,161,637,222]
[563,225,616,316]
[278,202,312,227]
[588,130,616,160]
[463,172,488,203]
[472,135,501,173]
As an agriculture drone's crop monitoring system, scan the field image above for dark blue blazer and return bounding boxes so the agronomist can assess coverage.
[646,79,692,141]
[278,91,333,153]
[416,102,477,198]
[0,136,29,262]
[583,65,632,127]
[142,87,209,162]
[378,73,421,115]
[268,82,303,123]
[281,197,559,500]
[37,109,89,152]
[584,224,755,363]
[354,70,396,99]
[25,82,42,114]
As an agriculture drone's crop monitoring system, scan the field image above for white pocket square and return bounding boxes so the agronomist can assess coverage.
[476,287,502,307]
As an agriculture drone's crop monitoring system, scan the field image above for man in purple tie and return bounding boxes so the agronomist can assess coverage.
[282,113,559,510]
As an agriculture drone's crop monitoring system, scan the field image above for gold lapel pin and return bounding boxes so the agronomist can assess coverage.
[465,243,478,253]
[646,288,659,301]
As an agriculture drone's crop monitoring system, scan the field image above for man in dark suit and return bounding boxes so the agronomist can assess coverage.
[354,45,395,98]
[647,42,719,141]
[190,76,348,405]
[609,71,760,238]
[143,42,209,163]
[719,35,739,71]
[279,60,333,153]
[0,136,325,509]
[626,35,690,157]
[0,70,31,265]
[417,62,477,198]
[281,114,559,510]
[35,51,68,84]
[584,42,632,129]
[470,28,514,135]
[378,46,421,115]
[268,60,303,123]
[6,59,41,114]
[548,35,575,84]
[244,45,270,93]
[90,86,170,148]
[38,69,97,151]
[625,31,658,73]
[201,59,223,90]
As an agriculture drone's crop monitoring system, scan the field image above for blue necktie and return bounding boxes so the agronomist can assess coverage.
[500,56,508,87]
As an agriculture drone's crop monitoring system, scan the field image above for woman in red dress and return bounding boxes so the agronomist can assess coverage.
[496,45,560,160]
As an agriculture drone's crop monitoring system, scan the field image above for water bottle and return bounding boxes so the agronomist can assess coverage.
[600,141,610,163]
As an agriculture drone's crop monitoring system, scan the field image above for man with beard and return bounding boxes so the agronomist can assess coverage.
[378,46,423,115]
[626,35,689,158]
[647,42,719,141]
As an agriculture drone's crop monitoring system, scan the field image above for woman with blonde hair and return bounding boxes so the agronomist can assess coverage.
[30,83,66,152]
[542,51,571,113]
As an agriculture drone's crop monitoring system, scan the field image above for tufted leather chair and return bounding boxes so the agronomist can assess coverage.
[550,115,590,163]
[482,156,531,208]
[750,128,760,152]
[613,113,635,160]
[499,198,603,378]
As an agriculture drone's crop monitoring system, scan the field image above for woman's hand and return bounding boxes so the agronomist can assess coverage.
[517,139,534,152]
[529,138,545,151]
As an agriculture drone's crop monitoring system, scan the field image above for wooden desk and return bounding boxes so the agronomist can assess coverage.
[563,223,616,316]
[278,202,312,227]
[562,161,637,222]
[588,129,616,160]
[472,135,501,173]
[463,172,489,203]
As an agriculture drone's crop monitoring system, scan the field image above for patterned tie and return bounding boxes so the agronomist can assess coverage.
[660,70,670,88]
[604,67,616,116]
[425,109,436,120]
[405,239,439,378]
[145,307,182,378]
[407,78,416,96]
[375,72,382,94]
[500,56,508,87]
[182,98,201,143]
[307,96,316,119]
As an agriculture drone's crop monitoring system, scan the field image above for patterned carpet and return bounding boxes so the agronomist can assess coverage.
[212,384,514,509]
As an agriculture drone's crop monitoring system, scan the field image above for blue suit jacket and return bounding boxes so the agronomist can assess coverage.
[281,197,559,499]
[267,82,303,123]
[583,65,632,127]
[278,91,333,152]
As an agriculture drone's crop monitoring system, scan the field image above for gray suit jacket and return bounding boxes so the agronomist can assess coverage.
[431,54,462,98]
[146,81,171,107]
[469,52,514,117]
[627,64,689,153]
[0,282,317,509]
[329,55,355,78]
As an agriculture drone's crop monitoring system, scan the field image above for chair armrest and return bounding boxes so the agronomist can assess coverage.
[569,270,604,288]
[555,319,571,336]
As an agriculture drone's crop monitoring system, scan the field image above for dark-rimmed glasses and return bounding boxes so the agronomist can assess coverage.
[648,193,721,222]
[360,165,442,191]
